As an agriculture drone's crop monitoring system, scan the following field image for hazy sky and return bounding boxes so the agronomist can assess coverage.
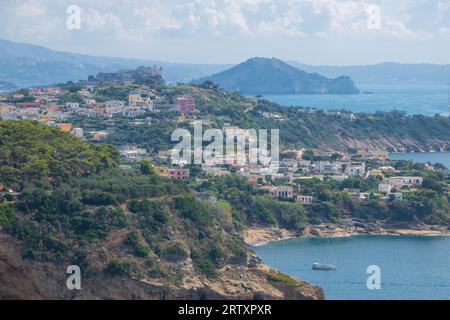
[2,0,450,65]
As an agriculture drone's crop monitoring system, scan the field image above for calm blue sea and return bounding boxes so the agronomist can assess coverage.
[254,235,450,300]
[251,85,450,299]
[389,152,450,169]
[247,83,450,116]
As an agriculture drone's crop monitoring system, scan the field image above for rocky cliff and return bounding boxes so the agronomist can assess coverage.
[0,232,323,300]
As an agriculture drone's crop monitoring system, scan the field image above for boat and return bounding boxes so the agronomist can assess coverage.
[312,237,337,271]
[312,262,337,271]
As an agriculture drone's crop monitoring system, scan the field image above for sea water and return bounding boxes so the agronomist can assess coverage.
[254,235,450,300]
[247,83,450,116]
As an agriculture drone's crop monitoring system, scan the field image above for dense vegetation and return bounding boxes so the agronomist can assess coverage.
[0,121,248,282]
[1,82,450,286]
[0,120,120,185]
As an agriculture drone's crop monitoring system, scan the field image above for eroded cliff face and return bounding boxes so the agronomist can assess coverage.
[0,233,324,300]
[321,134,450,154]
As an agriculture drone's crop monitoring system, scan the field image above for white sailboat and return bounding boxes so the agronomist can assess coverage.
[312,237,337,271]
[312,262,337,271]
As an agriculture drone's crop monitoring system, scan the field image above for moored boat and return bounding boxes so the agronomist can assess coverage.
[312,262,337,271]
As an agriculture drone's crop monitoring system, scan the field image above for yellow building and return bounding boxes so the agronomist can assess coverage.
[369,169,384,177]
[128,92,152,106]
[211,170,231,178]
[381,166,396,174]
[155,166,169,177]
[357,149,389,159]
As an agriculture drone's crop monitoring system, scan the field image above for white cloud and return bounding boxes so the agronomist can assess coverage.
[134,2,183,33]
[83,8,140,41]
[2,0,450,64]
[6,0,446,42]
[16,0,48,17]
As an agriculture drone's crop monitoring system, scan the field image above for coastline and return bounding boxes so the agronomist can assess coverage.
[244,224,450,246]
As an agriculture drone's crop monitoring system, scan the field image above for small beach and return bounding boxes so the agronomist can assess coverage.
[244,224,450,246]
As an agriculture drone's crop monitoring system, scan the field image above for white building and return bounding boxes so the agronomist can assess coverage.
[120,146,147,159]
[77,88,92,98]
[77,108,96,117]
[66,102,80,112]
[72,127,84,138]
[122,106,144,118]
[316,161,343,175]
[378,183,392,194]
[296,195,314,204]
[345,162,366,177]
[387,177,423,188]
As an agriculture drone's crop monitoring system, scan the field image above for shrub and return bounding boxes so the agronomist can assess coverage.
[82,191,118,206]
[162,244,188,262]
[104,260,141,278]
[190,249,217,277]
[0,204,17,232]
[267,272,298,287]
[139,160,155,175]
[125,231,150,257]
[173,196,212,225]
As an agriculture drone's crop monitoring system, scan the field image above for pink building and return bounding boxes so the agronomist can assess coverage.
[17,102,41,109]
[168,168,190,180]
[29,88,42,97]
[176,95,196,114]
[45,87,61,95]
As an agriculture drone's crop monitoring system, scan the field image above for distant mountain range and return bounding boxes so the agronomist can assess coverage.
[195,57,360,94]
[0,80,17,92]
[1,39,450,90]
[0,39,231,87]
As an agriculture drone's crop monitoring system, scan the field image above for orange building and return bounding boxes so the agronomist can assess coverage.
[55,123,73,132]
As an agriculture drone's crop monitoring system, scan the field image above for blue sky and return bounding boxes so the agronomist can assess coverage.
[2,0,450,65]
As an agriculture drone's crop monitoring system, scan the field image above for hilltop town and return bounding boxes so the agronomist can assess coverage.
[1,66,450,300]
[1,66,450,237]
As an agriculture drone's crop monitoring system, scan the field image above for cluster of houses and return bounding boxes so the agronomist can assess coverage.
[1,79,446,204]
[115,118,436,201]
[378,176,423,194]
[256,185,314,204]
[0,77,197,141]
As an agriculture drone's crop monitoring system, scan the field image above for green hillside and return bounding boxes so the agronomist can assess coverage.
[195,57,360,94]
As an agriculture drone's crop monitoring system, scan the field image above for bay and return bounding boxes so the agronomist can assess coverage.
[389,151,450,169]
[247,83,450,116]
[254,235,450,300]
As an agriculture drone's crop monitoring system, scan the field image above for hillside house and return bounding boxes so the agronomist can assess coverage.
[176,95,196,114]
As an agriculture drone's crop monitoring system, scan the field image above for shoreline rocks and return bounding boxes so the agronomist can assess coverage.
[244,223,450,246]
